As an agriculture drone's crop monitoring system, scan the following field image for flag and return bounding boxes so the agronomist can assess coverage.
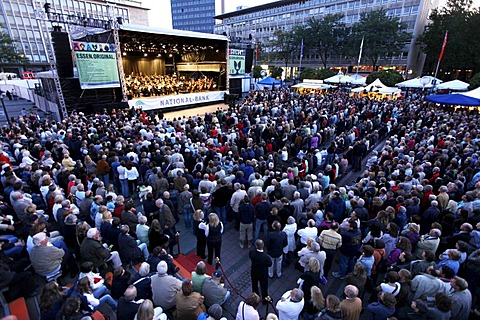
[357,36,364,66]
[438,31,448,62]
[300,38,304,59]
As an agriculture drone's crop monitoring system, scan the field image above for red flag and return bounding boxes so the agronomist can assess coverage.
[438,31,448,62]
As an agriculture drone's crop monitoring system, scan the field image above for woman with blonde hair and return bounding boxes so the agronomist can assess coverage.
[193,210,207,258]
[304,285,325,320]
[199,213,223,265]
[299,257,321,304]
[84,155,97,175]
[135,299,167,320]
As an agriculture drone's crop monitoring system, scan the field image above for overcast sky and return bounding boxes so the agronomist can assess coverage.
[143,0,479,29]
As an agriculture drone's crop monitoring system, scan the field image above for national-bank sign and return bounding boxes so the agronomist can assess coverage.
[128,91,226,110]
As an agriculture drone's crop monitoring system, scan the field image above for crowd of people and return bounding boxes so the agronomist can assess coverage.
[125,74,218,98]
[0,86,479,320]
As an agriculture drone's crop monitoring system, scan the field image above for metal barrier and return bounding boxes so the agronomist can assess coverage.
[1,84,61,121]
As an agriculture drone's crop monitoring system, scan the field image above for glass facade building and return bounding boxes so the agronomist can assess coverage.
[171,0,215,33]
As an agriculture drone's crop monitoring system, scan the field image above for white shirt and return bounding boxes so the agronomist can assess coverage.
[276,290,304,320]
[117,165,126,180]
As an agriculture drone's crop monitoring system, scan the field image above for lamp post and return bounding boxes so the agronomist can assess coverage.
[420,76,430,96]
[0,95,11,128]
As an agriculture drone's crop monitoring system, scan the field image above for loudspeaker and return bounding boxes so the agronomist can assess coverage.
[229,78,242,96]
[51,31,74,78]
[245,48,254,73]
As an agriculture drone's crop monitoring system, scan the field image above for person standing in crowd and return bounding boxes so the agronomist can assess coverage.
[318,222,342,277]
[333,220,362,280]
[266,221,287,278]
[275,288,304,320]
[238,197,255,249]
[249,239,272,302]
[199,213,224,265]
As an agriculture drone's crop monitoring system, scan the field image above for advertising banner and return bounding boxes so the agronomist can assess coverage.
[228,48,245,75]
[128,91,226,110]
[72,41,120,89]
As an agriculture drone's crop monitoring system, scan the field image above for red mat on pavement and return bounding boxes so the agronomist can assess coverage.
[173,253,215,279]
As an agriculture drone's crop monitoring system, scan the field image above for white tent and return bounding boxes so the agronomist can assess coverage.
[292,83,332,90]
[459,86,480,99]
[436,79,469,91]
[351,78,401,95]
[396,76,443,88]
[324,74,355,84]
[351,77,367,85]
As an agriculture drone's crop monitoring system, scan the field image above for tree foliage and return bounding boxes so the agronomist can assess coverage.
[469,73,480,89]
[0,26,28,65]
[366,70,404,87]
[300,68,335,81]
[348,10,410,69]
[267,27,303,69]
[252,66,263,79]
[419,0,480,75]
[269,66,284,79]
[304,14,347,68]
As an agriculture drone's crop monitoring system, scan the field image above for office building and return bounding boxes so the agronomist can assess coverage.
[214,0,439,76]
[0,0,149,73]
[171,0,215,33]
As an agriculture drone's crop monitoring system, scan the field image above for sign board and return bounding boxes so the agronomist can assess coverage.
[72,41,120,89]
[128,91,225,110]
[228,48,245,75]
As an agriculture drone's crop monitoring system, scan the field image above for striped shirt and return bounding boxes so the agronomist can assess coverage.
[319,229,342,250]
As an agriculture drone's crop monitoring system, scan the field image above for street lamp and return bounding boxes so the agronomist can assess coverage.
[420,76,430,95]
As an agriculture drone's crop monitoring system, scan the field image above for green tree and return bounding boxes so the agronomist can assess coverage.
[300,68,334,81]
[252,66,263,79]
[305,14,347,68]
[347,10,410,70]
[469,73,480,89]
[267,27,303,71]
[0,27,28,65]
[269,66,284,79]
[366,70,404,87]
[419,0,480,76]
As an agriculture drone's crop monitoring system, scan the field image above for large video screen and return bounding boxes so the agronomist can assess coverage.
[228,48,245,75]
[72,41,120,89]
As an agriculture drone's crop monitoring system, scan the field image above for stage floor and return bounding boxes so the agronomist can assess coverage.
[162,102,228,120]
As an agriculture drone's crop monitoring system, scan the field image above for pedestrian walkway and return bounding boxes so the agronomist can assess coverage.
[0,97,49,127]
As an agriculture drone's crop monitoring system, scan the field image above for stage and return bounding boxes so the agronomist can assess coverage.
[127,90,226,110]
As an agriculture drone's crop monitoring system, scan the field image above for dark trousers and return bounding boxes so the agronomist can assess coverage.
[251,273,268,299]
[196,235,207,259]
[207,240,222,265]
[323,248,336,276]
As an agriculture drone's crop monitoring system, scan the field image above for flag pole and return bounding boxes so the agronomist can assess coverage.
[356,36,364,75]
[297,38,304,81]
[434,31,448,80]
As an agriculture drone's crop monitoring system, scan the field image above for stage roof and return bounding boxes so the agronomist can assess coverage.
[215,0,306,19]
[120,24,228,42]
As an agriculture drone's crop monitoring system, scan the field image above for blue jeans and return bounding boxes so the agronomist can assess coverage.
[138,243,149,260]
[96,294,117,310]
[254,219,268,242]
[93,284,110,299]
[183,204,193,228]
[120,179,130,198]
[98,174,109,188]
[339,254,356,277]
[215,206,227,224]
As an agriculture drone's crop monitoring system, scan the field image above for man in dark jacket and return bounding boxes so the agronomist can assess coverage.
[333,221,362,279]
[80,227,122,269]
[326,191,347,222]
[249,239,272,301]
[211,179,231,224]
[117,285,141,320]
[266,221,287,278]
[118,225,149,265]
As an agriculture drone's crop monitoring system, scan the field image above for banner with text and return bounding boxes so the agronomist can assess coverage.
[128,91,225,110]
[228,48,245,75]
[72,41,120,89]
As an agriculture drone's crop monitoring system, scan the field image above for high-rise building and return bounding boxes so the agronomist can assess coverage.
[214,0,439,77]
[0,0,149,73]
[171,0,215,33]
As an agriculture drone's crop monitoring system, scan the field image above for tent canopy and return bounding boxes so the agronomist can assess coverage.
[292,82,332,90]
[324,74,355,84]
[426,94,480,106]
[396,76,443,88]
[258,76,281,85]
[460,87,480,99]
[351,77,367,85]
[436,79,469,91]
[351,78,400,95]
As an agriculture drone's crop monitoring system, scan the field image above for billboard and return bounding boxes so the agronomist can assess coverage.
[228,48,245,75]
[72,41,120,89]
